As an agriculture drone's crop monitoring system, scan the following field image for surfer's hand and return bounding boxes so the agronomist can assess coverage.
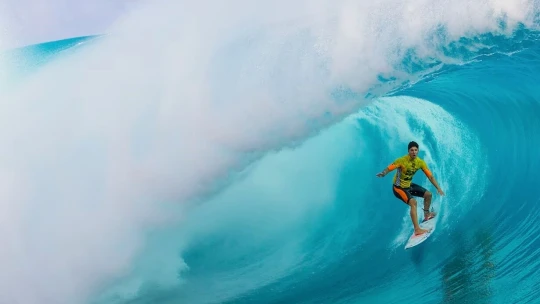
[438,189,445,195]
[376,172,385,177]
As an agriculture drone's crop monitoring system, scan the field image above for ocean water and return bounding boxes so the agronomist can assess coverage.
[0,1,539,304]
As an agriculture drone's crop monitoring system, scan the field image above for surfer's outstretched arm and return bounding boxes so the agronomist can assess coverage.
[420,164,445,196]
[425,172,445,195]
[376,163,397,177]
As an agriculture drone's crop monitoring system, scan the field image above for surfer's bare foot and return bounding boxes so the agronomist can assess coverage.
[414,228,430,236]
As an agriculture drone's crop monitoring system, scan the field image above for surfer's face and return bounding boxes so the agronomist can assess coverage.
[408,147,418,159]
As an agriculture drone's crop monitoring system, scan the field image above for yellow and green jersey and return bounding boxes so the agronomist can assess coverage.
[386,155,433,188]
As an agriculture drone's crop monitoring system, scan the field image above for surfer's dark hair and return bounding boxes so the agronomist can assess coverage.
[408,141,419,150]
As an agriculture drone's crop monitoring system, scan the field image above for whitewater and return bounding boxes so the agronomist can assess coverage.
[0,0,539,303]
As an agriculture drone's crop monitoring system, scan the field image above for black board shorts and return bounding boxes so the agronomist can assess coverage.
[392,183,427,204]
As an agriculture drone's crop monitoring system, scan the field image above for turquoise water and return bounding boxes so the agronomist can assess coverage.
[1,4,540,304]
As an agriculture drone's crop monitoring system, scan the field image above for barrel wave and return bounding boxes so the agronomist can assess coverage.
[0,1,539,304]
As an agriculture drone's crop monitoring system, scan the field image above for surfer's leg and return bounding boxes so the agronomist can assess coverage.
[393,186,428,235]
[423,191,433,212]
[410,183,434,220]
[409,198,429,235]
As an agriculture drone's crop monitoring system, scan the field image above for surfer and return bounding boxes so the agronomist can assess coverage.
[376,141,445,235]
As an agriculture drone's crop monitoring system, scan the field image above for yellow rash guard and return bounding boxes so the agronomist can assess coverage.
[386,155,433,188]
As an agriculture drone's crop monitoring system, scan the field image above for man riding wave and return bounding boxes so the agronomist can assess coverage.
[376,141,445,235]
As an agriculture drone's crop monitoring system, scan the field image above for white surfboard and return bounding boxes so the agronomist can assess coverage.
[404,216,437,249]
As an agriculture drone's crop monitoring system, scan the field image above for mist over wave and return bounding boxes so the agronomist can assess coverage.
[0,0,539,303]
